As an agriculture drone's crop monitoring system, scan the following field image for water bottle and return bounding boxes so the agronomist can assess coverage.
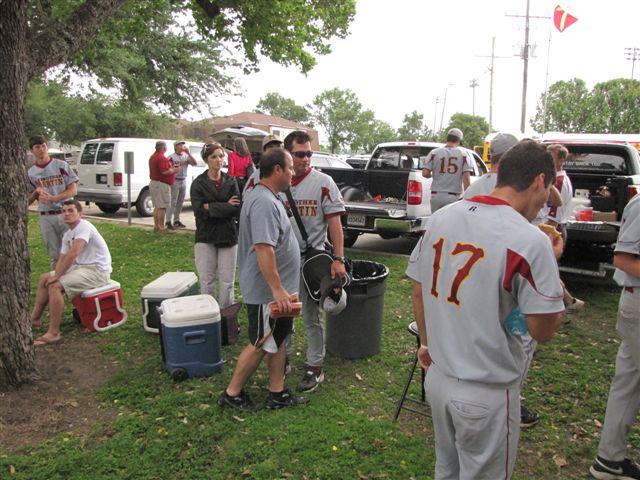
[505,307,528,335]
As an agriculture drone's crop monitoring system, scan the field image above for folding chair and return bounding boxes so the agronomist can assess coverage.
[393,321,430,421]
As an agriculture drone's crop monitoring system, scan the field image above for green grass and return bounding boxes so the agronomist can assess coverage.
[1,215,637,479]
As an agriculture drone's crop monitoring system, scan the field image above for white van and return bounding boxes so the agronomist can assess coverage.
[76,138,210,216]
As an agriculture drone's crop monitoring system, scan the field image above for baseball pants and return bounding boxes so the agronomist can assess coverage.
[520,333,537,389]
[40,214,68,267]
[597,288,640,461]
[430,193,459,213]
[425,365,521,480]
[194,242,237,309]
[166,179,186,224]
[300,283,326,367]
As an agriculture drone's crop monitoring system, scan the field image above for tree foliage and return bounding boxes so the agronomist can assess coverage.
[255,92,312,125]
[311,87,365,153]
[353,113,397,153]
[444,112,489,149]
[25,80,171,145]
[397,111,433,141]
[0,0,356,387]
[531,78,640,133]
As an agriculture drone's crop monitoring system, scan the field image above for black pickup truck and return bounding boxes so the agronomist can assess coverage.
[543,141,640,277]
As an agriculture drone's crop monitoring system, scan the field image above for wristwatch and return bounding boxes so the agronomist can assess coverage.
[333,255,345,263]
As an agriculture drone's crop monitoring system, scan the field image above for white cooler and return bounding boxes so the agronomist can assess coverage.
[141,272,199,333]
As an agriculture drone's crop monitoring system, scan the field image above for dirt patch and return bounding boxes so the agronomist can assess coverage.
[0,329,120,452]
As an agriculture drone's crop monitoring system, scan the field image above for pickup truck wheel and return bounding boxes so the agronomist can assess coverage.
[135,188,154,217]
[96,203,121,214]
[343,229,359,248]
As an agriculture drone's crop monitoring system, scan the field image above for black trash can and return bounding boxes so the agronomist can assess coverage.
[326,260,389,359]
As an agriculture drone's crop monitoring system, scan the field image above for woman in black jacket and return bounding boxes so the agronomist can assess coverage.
[190,143,241,308]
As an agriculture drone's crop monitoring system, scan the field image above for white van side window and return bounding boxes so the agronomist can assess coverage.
[81,143,99,165]
[96,143,115,164]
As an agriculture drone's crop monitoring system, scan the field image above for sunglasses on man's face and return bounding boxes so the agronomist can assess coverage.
[292,151,313,159]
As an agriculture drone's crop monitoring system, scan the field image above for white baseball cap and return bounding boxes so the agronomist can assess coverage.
[447,128,463,140]
[319,275,347,315]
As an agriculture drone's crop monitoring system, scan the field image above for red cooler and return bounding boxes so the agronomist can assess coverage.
[72,281,127,332]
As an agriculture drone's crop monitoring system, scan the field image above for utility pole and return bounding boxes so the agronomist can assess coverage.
[476,37,510,132]
[469,78,479,115]
[625,47,640,79]
[507,1,549,133]
[433,96,440,137]
[439,83,454,133]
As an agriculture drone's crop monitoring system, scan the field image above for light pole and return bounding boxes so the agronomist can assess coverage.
[433,97,440,137]
[625,47,640,79]
[469,78,479,116]
[439,83,455,133]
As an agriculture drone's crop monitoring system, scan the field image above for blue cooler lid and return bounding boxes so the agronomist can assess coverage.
[160,294,221,327]
[141,272,198,298]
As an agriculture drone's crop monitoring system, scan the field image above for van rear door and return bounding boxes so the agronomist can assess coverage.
[77,141,117,196]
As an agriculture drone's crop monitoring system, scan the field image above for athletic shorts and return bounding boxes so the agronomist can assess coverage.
[56,265,110,299]
[247,303,293,354]
[149,180,171,209]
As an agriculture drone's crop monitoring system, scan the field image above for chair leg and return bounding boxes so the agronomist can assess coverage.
[393,352,418,421]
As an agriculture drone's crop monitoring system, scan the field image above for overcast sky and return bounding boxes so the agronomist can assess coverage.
[199,0,640,142]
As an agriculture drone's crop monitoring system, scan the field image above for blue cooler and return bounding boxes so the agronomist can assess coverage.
[159,294,223,381]
[141,272,199,333]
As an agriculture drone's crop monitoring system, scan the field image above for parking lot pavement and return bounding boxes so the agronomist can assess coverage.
[75,203,196,230]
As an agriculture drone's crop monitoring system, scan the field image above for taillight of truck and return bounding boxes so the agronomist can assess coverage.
[629,185,639,200]
[114,172,123,186]
[408,180,422,205]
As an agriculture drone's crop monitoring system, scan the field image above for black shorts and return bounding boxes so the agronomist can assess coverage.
[247,304,293,349]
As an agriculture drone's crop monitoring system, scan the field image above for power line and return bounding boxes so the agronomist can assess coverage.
[625,47,640,79]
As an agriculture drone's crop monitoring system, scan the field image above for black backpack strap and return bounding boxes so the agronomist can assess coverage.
[284,188,310,252]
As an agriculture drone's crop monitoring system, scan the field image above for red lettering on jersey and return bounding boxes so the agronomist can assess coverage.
[502,249,537,292]
[447,243,485,306]
[321,187,333,203]
[430,237,445,298]
[438,157,460,174]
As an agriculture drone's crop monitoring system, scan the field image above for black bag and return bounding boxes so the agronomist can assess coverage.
[284,189,349,301]
[220,302,242,345]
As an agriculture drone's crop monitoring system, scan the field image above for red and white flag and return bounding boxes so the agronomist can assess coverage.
[553,5,578,32]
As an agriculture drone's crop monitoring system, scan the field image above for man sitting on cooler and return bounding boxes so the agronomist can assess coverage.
[31,200,112,346]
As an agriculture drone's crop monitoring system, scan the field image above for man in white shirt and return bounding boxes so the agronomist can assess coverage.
[31,200,112,346]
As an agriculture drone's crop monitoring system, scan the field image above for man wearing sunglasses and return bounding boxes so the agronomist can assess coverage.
[282,130,347,393]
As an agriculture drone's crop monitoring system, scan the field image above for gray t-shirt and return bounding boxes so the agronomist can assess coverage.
[238,184,301,304]
[27,158,78,212]
[461,173,497,199]
[614,194,640,287]
[425,146,474,195]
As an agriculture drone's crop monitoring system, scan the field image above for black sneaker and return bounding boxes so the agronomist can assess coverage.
[165,222,175,230]
[297,367,324,393]
[520,405,540,428]
[266,388,309,409]
[173,221,186,228]
[218,390,262,412]
[590,456,640,479]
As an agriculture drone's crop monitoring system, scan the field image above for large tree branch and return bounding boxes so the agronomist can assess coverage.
[27,0,128,78]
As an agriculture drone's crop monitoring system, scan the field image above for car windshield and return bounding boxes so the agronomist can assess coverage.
[370,146,436,170]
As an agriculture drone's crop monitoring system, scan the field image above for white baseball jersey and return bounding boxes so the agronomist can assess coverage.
[167,152,191,180]
[425,146,474,195]
[28,158,78,212]
[407,195,564,386]
[242,169,261,198]
[461,172,497,199]
[281,169,345,251]
[547,170,573,224]
[61,219,112,274]
[613,194,640,287]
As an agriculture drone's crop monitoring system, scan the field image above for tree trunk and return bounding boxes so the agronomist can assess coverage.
[0,1,37,387]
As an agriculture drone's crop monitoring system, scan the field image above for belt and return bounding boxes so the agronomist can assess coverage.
[432,191,459,196]
[625,287,635,293]
[40,210,62,216]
